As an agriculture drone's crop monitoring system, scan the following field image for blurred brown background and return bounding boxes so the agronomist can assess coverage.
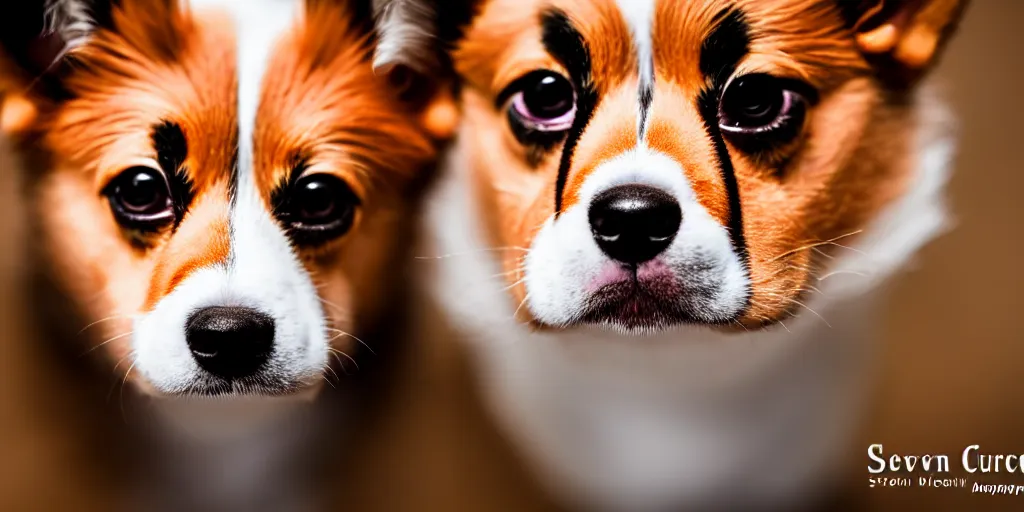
[2,1,1022,510]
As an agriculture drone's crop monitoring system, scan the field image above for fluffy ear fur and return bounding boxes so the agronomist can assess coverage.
[371,0,439,75]
[845,0,970,86]
[370,0,477,140]
[43,0,110,54]
[0,0,112,99]
[371,0,478,73]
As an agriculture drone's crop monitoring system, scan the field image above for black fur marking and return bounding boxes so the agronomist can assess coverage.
[700,9,751,85]
[269,153,310,220]
[226,146,239,205]
[638,78,654,140]
[697,88,748,264]
[151,121,194,227]
[695,9,751,265]
[542,9,597,214]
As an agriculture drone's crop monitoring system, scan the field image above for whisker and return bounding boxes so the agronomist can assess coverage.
[322,364,340,388]
[325,328,375,356]
[732,319,750,332]
[766,230,864,263]
[811,247,835,260]
[777,319,792,333]
[319,297,348,317]
[512,293,531,320]
[77,314,132,335]
[829,242,868,256]
[329,348,359,371]
[82,331,134,356]
[107,353,134,402]
[817,270,868,282]
[490,267,527,280]
[786,298,831,328]
[119,361,136,423]
[500,277,527,293]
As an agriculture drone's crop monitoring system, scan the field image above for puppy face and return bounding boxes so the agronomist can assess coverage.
[452,0,963,332]
[2,0,448,396]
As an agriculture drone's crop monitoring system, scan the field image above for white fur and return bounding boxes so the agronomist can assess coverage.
[421,91,954,510]
[372,0,439,74]
[615,0,656,138]
[43,0,97,55]
[133,0,327,398]
[524,148,748,327]
[130,2,326,511]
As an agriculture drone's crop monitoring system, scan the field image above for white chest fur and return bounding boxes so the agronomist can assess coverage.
[418,98,954,510]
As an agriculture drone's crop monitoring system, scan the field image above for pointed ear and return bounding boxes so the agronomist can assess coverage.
[371,0,478,140]
[0,0,113,100]
[846,0,969,86]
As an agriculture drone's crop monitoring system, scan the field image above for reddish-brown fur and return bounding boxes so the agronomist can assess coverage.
[454,0,963,327]
[2,0,450,390]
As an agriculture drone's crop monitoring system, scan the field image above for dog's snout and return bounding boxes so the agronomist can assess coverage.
[588,184,682,265]
[185,306,275,380]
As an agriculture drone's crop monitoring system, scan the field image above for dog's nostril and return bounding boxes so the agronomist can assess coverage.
[588,184,682,265]
[185,306,275,380]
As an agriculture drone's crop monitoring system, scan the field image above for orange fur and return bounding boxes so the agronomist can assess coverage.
[454,0,962,327]
[144,187,231,311]
[4,0,450,390]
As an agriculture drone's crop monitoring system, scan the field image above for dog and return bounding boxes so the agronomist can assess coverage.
[413,0,967,510]
[0,0,453,509]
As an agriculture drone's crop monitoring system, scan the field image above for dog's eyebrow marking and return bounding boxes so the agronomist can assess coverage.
[542,8,597,215]
[269,151,310,217]
[153,120,188,175]
[700,8,751,85]
[151,120,195,227]
[695,9,751,278]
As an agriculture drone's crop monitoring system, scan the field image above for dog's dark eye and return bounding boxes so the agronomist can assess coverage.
[504,70,576,145]
[104,166,174,228]
[279,174,359,245]
[718,74,809,143]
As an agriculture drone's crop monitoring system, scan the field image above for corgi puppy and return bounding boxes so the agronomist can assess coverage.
[1,0,452,509]
[418,0,966,510]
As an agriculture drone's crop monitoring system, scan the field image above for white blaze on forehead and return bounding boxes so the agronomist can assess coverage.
[614,0,656,142]
[136,0,329,391]
[185,0,301,191]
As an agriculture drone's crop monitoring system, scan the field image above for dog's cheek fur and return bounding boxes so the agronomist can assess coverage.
[16,4,237,383]
[35,168,149,371]
[300,196,410,352]
[255,0,448,349]
[452,0,936,328]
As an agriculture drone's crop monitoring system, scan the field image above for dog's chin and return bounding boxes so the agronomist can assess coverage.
[538,278,741,336]
[136,374,324,400]
[578,281,705,335]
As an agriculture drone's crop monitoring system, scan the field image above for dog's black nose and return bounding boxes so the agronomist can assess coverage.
[185,307,274,380]
[589,184,682,265]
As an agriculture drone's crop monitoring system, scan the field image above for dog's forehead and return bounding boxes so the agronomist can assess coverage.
[182,0,300,176]
[463,0,852,78]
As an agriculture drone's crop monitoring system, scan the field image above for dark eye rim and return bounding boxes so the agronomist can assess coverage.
[498,69,577,148]
[102,165,175,230]
[274,173,361,247]
[717,73,818,149]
